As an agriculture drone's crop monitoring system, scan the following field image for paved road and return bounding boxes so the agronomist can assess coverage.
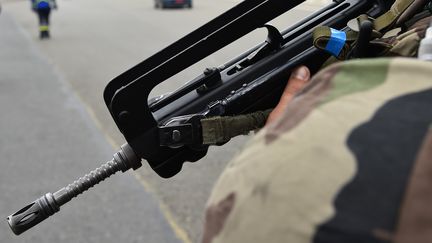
[0,11,180,243]
[2,0,327,241]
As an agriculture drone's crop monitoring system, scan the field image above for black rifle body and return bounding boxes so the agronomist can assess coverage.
[104,0,391,178]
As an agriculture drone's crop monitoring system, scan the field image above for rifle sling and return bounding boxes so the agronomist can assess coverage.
[312,0,429,59]
[313,27,358,59]
[201,110,271,145]
[374,0,417,31]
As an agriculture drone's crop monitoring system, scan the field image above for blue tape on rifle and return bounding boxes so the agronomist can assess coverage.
[325,28,346,57]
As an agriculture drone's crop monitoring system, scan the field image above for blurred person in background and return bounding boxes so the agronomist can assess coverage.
[31,0,57,39]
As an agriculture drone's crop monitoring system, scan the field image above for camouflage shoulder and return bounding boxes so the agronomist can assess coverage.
[202,57,432,243]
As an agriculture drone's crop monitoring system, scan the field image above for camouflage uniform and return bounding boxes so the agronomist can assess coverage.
[201,0,432,241]
[202,57,432,243]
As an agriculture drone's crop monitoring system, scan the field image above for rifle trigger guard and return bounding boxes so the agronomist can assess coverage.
[158,115,205,148]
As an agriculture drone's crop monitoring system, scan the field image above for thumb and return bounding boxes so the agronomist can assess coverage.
[283,66,310,98]
[266,66,310,125]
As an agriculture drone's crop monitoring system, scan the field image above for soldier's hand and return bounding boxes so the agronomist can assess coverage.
[266,66,310,125]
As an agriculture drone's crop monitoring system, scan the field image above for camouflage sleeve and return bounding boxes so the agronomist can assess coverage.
[202,58,432,243]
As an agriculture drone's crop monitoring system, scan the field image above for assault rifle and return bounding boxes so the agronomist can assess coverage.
[7,0,392,235]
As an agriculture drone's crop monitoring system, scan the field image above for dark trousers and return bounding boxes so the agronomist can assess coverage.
[37,8,51,37]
